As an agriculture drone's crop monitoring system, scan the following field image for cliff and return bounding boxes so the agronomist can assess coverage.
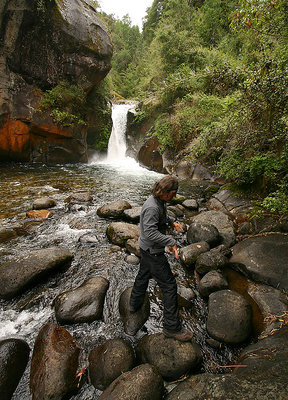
[0,0,112,163]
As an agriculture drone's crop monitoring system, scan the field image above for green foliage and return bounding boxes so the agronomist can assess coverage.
[37,81,87,127]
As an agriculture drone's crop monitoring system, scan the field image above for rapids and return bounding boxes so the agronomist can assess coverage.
[0,104,242,399]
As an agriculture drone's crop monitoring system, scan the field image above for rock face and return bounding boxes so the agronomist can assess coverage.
[89,338,135,390]
[54,276,109,324]
[0,247,73,299]
[0,338,30,400]
[230,233,288,293]
[207,290,253,344]
[98,364,164,400]
[0,0,112,163]
[30,323,80,400]
[136,333,202,381]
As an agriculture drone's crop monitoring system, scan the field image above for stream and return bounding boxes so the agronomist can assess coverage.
[0,104,244,399]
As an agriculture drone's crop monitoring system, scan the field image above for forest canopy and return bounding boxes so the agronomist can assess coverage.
[98,0,288,215]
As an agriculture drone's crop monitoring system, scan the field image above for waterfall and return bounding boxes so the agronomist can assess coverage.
[106,103,136,162]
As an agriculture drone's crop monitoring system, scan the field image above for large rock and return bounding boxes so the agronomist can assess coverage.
[166,326,288,400]
[195,250,228,275]
[137,137,165,173]
[0,339,30,400]
[30,323,80,400]
[191,211,236,247]
[207,290,253,344]
[136,333,202,381]
[89,338,135,390]
[119,287,150,336]
[187,222,221,247]
[230,233,288,293]
[106,222,140,246]
[199,270,229,298]
[97,200,132,219]
[98,364,164,400]
[179,242,210,268]
[0,0,112,163]
[54,276,109,324]
[0,247,73,299]
[32,197,56,210]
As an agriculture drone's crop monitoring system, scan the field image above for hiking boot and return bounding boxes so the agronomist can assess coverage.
[163,328,193,342]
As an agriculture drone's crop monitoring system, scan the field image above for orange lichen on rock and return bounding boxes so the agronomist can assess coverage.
[26,210,53,219]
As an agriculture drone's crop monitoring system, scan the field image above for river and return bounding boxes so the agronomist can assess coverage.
[0,104,241,399]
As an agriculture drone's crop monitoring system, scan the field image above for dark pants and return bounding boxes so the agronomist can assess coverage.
[130,248,181,332]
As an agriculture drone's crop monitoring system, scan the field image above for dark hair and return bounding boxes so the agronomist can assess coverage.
[152,175,179,198]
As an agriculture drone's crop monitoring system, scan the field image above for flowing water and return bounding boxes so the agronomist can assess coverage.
[0,104,242,399]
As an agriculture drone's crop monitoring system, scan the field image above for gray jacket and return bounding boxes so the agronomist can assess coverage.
[138,195,175,254]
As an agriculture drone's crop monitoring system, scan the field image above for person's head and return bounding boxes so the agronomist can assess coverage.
[152,175,179,202]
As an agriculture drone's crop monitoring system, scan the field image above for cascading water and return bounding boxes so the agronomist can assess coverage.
[106,103,135,162]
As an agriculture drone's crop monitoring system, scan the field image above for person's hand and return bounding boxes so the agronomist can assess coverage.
[172,221,184,233]
[167,243,179,259]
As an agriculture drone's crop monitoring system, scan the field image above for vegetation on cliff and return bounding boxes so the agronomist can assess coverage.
[99,0,288,214]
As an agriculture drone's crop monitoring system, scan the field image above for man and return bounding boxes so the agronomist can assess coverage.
[129,175,193,342]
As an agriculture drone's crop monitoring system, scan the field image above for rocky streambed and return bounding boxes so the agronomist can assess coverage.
[0,163,287,399]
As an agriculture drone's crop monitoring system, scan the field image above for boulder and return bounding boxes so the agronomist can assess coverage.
[32,197,56,210]
[229,233,288,293]
[136,333,202,381]
[207,290,253,344]
[179,242,210,268]
[199,270,229,298]
[195,251,228,275]
[187,222,221,247]
[125,255,140,265]
[65,192,93,204]
[97,200,132,219]
[191,211,235,247]
[182,199,198,210]
[119,287,150,336]
[208,188,252,217]
[89,338,135,390]
[0,339,30,400]
[106,222,140,247]
[123,206,142,223]
[0,0,112,163]
[137,137,165,173]
[54,277,109,324]
[30,323,80,400]
[168,327,288,399]
[98,364,164,400]
[167,205,184,217]
[78,234,99,244]
[125,238,140,257]
[0,247,73,299]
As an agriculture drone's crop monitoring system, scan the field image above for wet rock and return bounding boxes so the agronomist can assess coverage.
[98,363,164,400]
[125,254,140,265]
[136,333,202,381]
[247,282,288,339]
[187,222,221,247]
[89,338,135,390]
[97,200,132,219]
[65,192,93,204]
[119,287,150,336]
[208,189,252,217]
[26,210,53,219]
[107,222,140,246]
[137,137,165,174]
[78,234,99,244]
[0,228,17,243]
[30,323,80,400]
[54,277,109,324]
[191,210,236,247]
[195,251,228,275]
[68,218,93,230]
[0,339,30,400]
[182,199,198,210]
[199,270,229,298]
[123,206,142,223]
[177,285,195,301]
[125,238,140,257]
[167,205,184,217]
[229,233,288,292]
[0,247,73,299]
[207,290,253,344]
[179,242,210,268]
[32,197,56,210]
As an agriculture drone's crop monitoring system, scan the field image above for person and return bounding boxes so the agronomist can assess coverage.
[129,175,193,342]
